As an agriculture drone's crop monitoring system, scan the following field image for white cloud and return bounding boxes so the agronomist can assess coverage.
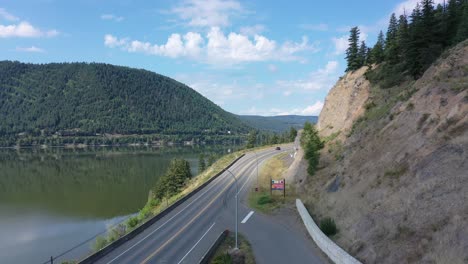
[16,46,44,53]
[300,23,328,31]
[332,29,367,55]
[0,8,19,21]
[0,10,58,38]
[240,24,266,36]
[332,35,348,55]
[283,90,292,96]
[243,101,324,116]
[268,64,277,72]
[101,14,124,22]
[169,0,243,28]
[277,61,339,91]
[300,101,324,115]
[0,21,58,38]
[393,0,445,17]
[104,27,316,65]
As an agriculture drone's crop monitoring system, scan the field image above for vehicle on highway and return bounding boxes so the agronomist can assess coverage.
[275,146,281,150]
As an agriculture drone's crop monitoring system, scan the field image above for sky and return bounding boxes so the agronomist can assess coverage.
[0,0,444,116]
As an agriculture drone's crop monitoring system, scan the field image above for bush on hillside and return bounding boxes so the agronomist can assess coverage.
[320,217,338,237]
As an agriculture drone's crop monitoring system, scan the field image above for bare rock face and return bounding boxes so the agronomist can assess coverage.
[304,41,468,263]
[317,66,370,138]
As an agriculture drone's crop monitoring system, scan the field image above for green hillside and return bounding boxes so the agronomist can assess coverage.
[0,61,250,146]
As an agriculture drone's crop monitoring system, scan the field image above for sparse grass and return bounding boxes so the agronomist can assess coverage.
[211,232,255,264]
[418,113,431,130]
[384,164,408,180]
[323,131,341,143]
[450,81,468,92]
[248,153,294,213]
[320,217,338,237]
[328,140,344,161]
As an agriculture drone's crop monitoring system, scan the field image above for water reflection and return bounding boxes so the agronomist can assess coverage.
[0,145,235,264]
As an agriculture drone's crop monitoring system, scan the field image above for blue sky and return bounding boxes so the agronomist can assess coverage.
[0,0,441,116]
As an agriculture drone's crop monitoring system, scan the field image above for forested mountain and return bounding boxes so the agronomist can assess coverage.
[0,61,250,145]
[238,115,317,132]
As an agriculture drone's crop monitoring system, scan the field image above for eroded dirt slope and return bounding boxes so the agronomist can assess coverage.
[301,41,468,264]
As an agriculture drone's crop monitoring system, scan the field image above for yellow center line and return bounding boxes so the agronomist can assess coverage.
[140,156,261,264]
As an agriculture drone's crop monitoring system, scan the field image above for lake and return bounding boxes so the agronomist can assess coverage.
[0,145,235,264]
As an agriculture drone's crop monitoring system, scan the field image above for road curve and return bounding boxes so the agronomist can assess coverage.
[93,146,327,264]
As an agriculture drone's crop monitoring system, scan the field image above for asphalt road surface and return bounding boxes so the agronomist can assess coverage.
[94,145,327,264]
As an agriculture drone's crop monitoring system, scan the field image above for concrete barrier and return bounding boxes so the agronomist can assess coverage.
[78,154,245,264]
[199,230,229,264]
[296,199,362,264]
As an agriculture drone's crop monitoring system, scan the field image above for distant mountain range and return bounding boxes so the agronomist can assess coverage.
[238,115,318,133]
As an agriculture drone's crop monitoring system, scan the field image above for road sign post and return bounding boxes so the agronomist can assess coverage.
[270,179,286,197]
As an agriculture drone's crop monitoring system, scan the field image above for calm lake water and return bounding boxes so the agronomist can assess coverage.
[0,146,234,264]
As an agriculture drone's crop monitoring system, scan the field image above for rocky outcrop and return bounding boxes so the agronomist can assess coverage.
[302,41,468,263]
[317,67,370,138]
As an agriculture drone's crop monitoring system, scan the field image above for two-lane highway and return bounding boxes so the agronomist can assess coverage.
[94,147,291,264]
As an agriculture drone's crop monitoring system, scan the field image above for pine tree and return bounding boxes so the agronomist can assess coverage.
[407,3,424,77]
[289,127,298,142]
[372,31,385,64]
[454,1,468,42]
[385,13,399,63]
[198,154,206,174]
[207,154,216,167]
[346,27,361,71]
[365,47,373,65]
[447,0,463,44]
[246,130,257,148]
[358,41,368,67]
[397,13,410,63]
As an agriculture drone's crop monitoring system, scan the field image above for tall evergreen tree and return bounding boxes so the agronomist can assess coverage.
[246,130,257,148]
[447,0,463,44]
[289,127,298,142]
[346,27,361,71]
[407,3,424,77]
[372,31,386,64]
[455,1,468,42]
[420,0,442,71]
[397,13,410,63]
[358,41,368,67]
[385,13,399,63]
[198,154,206,174]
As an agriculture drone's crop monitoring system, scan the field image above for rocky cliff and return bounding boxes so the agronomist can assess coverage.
[301,41,468,263]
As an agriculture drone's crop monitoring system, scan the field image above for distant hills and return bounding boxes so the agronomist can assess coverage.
[0,61,250,145]
[238,115,317,133]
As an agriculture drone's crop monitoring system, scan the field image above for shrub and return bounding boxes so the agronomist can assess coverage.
[108,224,126,242]
[212,253,232,264]
[138,204,153,221]
[126,216,139,229]
[320,217,337,236]
[93,236,108,251]
[257,195,273,205]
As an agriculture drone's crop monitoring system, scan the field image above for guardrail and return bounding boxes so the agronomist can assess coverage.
[77,154,245,264]
[199,230,229,264]
[296,199,362,264]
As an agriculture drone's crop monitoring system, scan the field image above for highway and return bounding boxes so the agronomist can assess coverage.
[94,145,326,264]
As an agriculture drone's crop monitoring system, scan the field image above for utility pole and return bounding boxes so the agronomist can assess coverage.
[225,169,239,249]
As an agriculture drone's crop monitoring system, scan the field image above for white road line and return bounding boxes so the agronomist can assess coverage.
[105,165,236,264]
[105,155,262,264]
[241,211,254,224]
[177,222,216,264]
[237,170,253,195]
